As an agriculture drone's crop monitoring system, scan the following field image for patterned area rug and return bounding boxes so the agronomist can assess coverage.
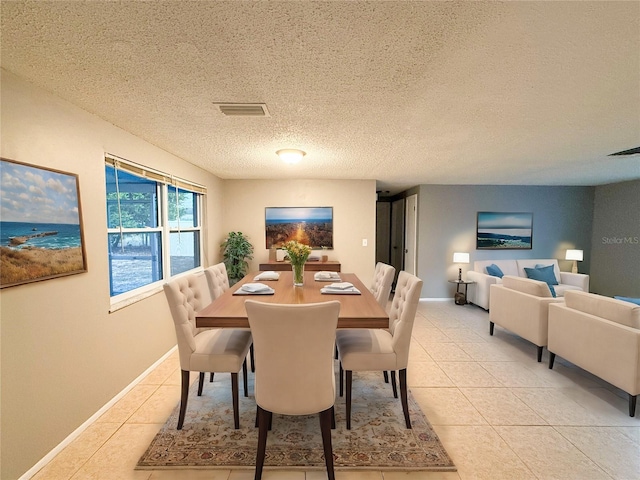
[137,370,455,471]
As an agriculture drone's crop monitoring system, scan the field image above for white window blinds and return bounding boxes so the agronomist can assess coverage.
[105,154,207,194]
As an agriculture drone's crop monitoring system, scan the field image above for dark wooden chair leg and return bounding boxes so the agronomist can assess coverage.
[231,372,240,429]
[399,368,411,429]
[346,370,353,430]
[210,372,214,382]
[197,372,205,396]
[489,321,495,335]
[537,346,543,363]
[383,371,389,383]
[177,370,190,430]
[330,405,336,429]
[548,352,556,369]
[243,359,249,397]
[339,362,344,397]
[255,406,271,480]
[390,370,398,398]
[319,407,336,480]
[630,394,637,417]
[250,344,255,372]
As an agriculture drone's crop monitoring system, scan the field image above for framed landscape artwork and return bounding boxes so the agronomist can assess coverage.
[0,158,87,288]
[476,212,533,250]
[265,206,333,249]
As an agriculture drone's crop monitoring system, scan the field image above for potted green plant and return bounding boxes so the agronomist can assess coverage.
[221,231,254,284]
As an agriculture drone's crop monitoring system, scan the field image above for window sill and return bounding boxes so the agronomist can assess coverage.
[109,285,164,313]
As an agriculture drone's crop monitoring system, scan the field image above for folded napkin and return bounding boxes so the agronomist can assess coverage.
[321,285,361,295]
[324,282,354,290]
[240,283,274,293]
[254,271,280,281]
[314,271,341,281]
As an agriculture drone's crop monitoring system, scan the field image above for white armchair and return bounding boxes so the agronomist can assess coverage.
[489,276,564,362]
[548,291,640,417]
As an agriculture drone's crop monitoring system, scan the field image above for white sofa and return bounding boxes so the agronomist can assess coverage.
[467,259,589,310]
[548,291,640,417]
[489,276,564,361]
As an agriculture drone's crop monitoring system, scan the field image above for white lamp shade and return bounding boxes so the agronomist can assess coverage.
[565,249,583,261]
[452,252,470,264]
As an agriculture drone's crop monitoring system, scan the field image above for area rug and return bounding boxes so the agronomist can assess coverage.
[137,370,456,471]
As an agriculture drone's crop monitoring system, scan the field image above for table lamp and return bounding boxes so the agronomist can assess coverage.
[453,252,470,282]
[565,249,583,274]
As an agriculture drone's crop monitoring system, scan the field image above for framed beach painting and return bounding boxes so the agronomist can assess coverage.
[265,206,333,249]
[476,212,533,250]
[0,158,87,288]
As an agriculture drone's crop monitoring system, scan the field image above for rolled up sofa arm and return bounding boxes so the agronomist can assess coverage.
[467,270,498,310]
[558,272,589,292]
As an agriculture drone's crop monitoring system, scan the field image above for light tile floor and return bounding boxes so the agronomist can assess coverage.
[32,301,639,480]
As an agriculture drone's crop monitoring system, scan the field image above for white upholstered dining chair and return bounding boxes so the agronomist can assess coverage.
[163,272,252,430]
[336,270,423,429]
[205,262,255,375]
[245,300,341,480]
[371,262,396,308]
[204,262,230,299]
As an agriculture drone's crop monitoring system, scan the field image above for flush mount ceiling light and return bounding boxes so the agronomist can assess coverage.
[276,149,306,164]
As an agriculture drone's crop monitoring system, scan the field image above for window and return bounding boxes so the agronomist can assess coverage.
[105,155,205,299]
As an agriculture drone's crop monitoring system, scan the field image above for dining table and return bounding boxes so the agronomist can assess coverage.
[195,270,389,329]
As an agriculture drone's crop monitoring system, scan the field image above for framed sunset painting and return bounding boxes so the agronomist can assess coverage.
[265,206,333,249]
[0,158,87,288]
[476,212,533,250]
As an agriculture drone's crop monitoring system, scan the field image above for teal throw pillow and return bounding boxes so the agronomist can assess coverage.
[524,266,558,297]
[614,296,640,306]
[532,264,559,285]
[485,264,504,278]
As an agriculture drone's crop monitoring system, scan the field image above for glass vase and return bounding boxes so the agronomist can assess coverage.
[292,262,304,287]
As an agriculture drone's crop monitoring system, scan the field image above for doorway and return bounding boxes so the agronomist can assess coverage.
[404,194,417,275]
[390,198,405,286]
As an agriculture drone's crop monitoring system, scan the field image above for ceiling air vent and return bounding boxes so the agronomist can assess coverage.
[608,146,640,156]
[215,103,270,117]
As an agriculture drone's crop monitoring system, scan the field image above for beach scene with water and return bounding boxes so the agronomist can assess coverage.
[1,159,86,287]
[476,212,533,249]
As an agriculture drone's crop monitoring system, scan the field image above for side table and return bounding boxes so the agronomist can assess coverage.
[448,280,476,306]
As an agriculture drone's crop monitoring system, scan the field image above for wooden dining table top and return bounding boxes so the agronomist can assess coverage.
[195,270,389,329]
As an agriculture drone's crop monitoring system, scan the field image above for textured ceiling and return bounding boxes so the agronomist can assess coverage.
[1,1,639,194]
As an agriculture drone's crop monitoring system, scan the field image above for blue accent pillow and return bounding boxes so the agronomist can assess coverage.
[614,296,640,306]
[485,264,504,278]
[524,266,558,297]
[532,264,559,285]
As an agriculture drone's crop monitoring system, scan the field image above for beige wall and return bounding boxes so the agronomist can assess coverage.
[221,179,377,282]
[0,71,225,479]
[0,71,378,479]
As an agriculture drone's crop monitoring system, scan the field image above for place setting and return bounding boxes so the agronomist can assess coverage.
[232,282,275,295]
[314,271,342,281]
[320,281,361,295]
[253,270,280,281]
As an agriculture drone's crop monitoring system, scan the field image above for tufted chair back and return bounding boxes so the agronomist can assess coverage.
[245,300,340,415]
[163,273,213,369]
[370,262,396,308]
[204,262,230,299]
[388,271,423,369]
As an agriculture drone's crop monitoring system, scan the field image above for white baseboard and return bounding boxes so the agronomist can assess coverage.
[419,297,454,302]
[19,346,178,480]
